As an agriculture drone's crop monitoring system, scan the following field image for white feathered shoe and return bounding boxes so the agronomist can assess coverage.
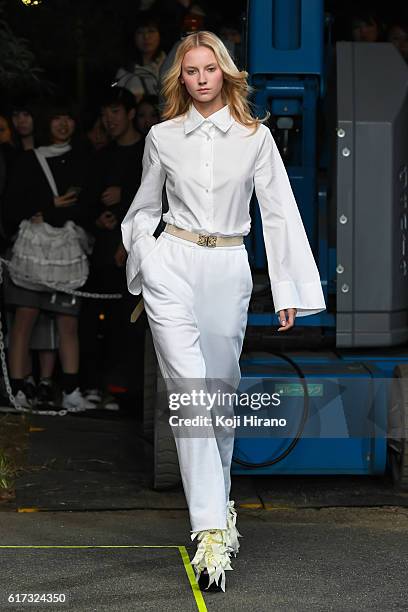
[225,500,243,557]
[190,529,233,592]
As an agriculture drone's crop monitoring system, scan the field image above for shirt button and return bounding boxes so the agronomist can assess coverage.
[205,163,209,166]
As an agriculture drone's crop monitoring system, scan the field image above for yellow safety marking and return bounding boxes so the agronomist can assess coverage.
[17,508,40,513]
[179,546,207,612]
[239,502,263,509]
[0,545,179,548]
[264,505,297,510]
[28,427,45,432]
[0,545,207,611]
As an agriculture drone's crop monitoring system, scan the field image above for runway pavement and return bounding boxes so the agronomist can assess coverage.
[1,412,408,611]
[1,506,408,611]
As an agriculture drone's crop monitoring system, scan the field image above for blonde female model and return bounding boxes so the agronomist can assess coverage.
[121,31,326,592]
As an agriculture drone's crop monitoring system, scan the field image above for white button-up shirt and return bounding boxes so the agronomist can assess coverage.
[121,103,326,317]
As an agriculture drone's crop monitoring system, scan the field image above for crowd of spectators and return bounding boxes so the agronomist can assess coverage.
[0,88,155,413]
[348,8,408,62]
[0,2,406,414]
[0,1,243,414]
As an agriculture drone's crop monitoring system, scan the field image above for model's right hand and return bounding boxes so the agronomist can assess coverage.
[54,192,77,208]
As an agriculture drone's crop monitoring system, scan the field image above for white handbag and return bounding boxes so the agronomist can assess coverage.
[9,149,92,292]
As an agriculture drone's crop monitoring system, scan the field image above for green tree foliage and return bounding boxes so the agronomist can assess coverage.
[0,0,50,93]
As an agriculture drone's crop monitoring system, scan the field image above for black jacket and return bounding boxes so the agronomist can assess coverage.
[3,147,96,238]
[88,139,144,275]
[90,139,144,223]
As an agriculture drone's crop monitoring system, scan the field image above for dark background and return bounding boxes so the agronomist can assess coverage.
[1,0,247,101]
[1,0,407,106]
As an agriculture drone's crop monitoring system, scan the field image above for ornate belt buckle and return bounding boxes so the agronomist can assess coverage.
[198,234,217,247]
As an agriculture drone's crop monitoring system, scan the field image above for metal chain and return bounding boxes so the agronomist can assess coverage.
[0,258,123,416]
[0,260,19,410]
[0,258,122,300]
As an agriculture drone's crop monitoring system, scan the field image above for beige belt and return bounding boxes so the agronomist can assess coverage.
[130,298,144,323]
[164,223,243,247]
[131,224,243,323]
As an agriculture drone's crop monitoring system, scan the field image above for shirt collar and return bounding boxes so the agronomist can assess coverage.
[184,103,234,135]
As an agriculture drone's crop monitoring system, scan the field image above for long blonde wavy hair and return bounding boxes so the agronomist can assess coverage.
[161,31,269,134]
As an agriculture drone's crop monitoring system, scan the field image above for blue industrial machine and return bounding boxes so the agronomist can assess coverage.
[146,0,408,492]
[231,0,408,489]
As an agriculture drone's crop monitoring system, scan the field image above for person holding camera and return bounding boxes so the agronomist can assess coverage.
[3,102,95,412]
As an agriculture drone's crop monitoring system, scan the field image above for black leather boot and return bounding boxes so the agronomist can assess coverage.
[197,568,224,592]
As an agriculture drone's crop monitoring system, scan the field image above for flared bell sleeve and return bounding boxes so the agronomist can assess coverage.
[253,126,326,317]
[121,125,166,295]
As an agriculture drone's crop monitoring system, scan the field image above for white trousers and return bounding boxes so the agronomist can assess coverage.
[140,231,253,532]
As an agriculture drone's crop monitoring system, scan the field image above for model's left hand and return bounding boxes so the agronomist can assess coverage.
[277,308,297,332]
